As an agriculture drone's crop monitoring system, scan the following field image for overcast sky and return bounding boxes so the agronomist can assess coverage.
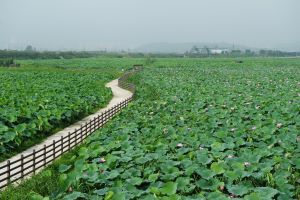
[0,0,299,51]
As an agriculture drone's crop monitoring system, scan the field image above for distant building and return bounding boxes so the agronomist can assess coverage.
[210,49,229,54]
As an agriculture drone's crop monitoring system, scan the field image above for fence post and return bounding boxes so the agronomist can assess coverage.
[7,160,10,185]
[80,125,83,142]
[61,136,64,155]
[99,113,102,128]
[68,132,71,149]
[93,117,96,131]
[100,113,103,127]
[83,123,86,137]
[52,140,55,160]
[83,122,88,139]
[43,145,46,166]
[96,115,100,129]
[85,122,88,136]
[89,120,91,133]
[33,149,36,175]
[21,154,24,179]
[75,128,77,145]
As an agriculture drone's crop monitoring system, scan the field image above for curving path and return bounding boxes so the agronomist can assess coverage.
[0,78,133,188]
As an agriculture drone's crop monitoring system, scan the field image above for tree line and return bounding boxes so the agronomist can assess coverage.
[185,46,299,57]
[0,50,105,60]
[0,48,298,61]
[0,58,20,67]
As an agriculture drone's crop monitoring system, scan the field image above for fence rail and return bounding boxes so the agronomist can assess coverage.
[0,68,138,189]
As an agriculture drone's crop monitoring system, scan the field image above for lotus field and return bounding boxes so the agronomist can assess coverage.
[1,58,300,200]
[25,61,299,199]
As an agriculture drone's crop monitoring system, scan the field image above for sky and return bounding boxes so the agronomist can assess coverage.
[0,0,299,51]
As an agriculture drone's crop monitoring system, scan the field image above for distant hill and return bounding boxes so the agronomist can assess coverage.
[133,42,254,53]
[273,42,300,52]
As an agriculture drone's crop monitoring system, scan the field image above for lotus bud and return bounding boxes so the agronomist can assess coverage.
[219,185,224,191]
[276,123,283,128]
[176,143,183,148]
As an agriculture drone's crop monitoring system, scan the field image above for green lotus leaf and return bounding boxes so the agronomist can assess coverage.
[227,184,252,196]
[196,168,215,180]
[126,177,143,185]
[58,164,72,173]
[94,188,108,196]
[0,124,8,133]
[210,162,225,174]
[148,173,159,182]
[62,192,87,200]
[160,182,178,195]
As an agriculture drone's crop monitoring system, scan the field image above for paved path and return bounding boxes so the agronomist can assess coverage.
[0,78,133,188]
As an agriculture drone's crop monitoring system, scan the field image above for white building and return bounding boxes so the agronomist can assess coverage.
[210,49,229,54]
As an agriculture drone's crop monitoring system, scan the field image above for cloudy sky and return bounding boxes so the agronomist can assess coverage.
[0,0,299,51]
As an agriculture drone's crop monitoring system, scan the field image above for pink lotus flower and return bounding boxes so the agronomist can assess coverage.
[99,157,106,163]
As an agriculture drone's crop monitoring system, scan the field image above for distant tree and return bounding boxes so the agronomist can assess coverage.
[144,55,156,65]
[190,46,200,54]
[0,58,17,67]
[259,50,267,56]
[231,50,242,55]
[203,46,210,56]
[25,45,34,52]
[184,51,190,57]
[245,49,255,56]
